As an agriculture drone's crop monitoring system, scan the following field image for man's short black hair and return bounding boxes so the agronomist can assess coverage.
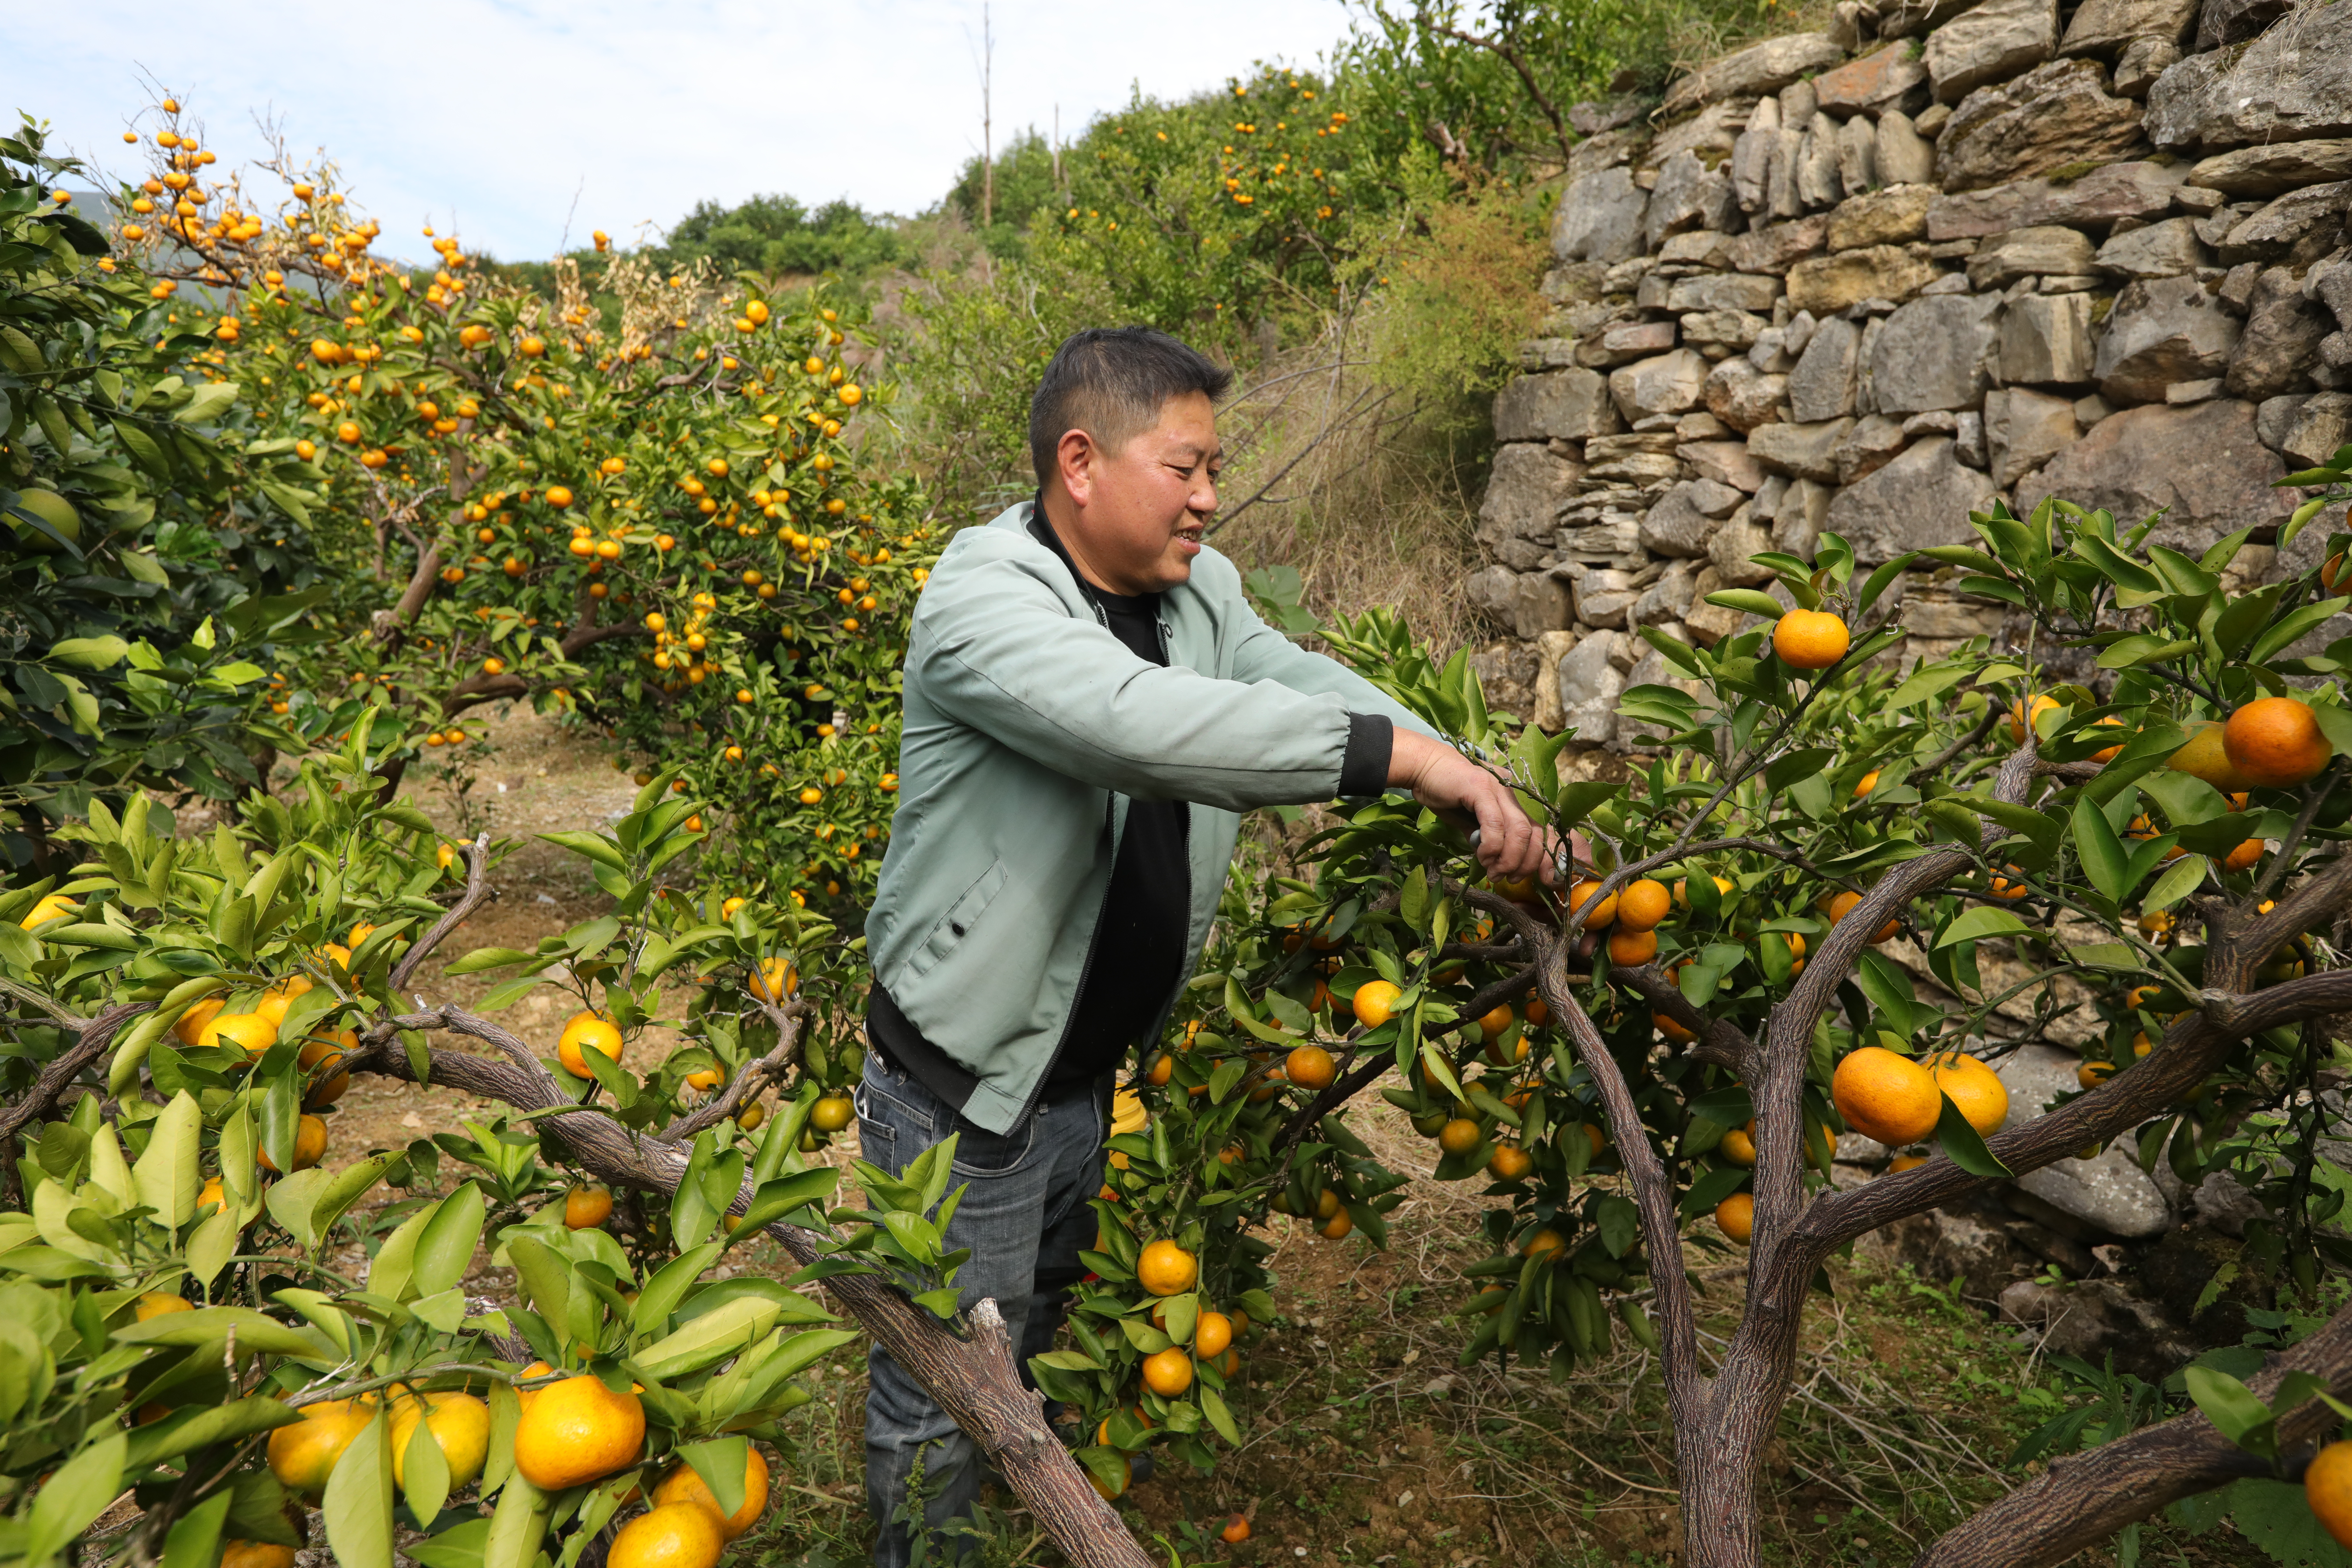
[1029,327,1233,485]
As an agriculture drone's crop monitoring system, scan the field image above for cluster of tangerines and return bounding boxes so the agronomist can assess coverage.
[245,1344,774,1568]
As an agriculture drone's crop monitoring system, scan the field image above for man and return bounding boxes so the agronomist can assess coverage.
[857,326,1551,1563]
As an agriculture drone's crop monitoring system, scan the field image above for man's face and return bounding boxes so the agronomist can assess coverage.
[1055,390,1221,596]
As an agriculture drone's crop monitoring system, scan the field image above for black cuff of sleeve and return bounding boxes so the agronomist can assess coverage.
[1338,713,1393,797]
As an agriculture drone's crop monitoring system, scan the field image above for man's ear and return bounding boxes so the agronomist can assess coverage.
[1055,428,1098,508]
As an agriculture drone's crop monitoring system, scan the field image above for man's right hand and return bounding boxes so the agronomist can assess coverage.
[1388,729,1557,884]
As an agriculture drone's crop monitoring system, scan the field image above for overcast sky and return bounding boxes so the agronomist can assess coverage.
[9,0,1360,265]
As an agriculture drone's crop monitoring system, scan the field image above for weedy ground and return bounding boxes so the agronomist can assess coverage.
[309,704,2269,1568]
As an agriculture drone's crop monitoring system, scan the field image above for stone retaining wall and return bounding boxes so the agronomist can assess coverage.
[1468,0,2352,740]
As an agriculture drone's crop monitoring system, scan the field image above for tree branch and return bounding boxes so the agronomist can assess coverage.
[346,1025,1155,1568]
[1917,1300,2352,1568]
[390,834,493,992]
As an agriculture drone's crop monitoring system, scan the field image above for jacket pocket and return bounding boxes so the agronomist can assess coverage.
[906,859,1009,980]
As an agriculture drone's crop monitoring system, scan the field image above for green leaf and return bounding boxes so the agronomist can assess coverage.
[132,1089,201,1228]
[47,635,129,670]
[481,1468,550,1568]
[442,947,538,977]
[2142,853,2210,915]
[413,1183,486,1299]
[2248,597,2352,669]
[2072,798,2129,903]
[536,831,629,872]
[162,1489,233,1568]
[113,1306,317,1356]
[26,1430,124,1565]
[2219,1477,2352,1566]
[2184,1365,2275,1455]
[1703,589,1786,619]
[1934,906,2034,950]
[402,1401,452,1530]
[678,1436,750,1521]
[1934,1096,2011,1178]
[125,1396,302,1469]
[324,1410,395,1568]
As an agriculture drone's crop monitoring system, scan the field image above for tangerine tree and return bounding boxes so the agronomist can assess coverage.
[1044,481,2352,1568]
[99,94,933,913]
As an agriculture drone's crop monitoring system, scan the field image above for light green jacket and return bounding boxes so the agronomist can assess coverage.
[866,500,1437,1132]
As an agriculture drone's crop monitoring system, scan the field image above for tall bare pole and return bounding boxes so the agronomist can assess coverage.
[977,1,995,227]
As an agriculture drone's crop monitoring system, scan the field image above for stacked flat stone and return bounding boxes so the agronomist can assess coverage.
[1468,0,2352,744]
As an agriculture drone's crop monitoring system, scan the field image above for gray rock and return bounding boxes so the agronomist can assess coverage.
[1476,443,1583,549]
[1494,369,1623,442]
[2000,292,2099,386]
[1632,561,1701,627]
[2146,0,2352,148]
[2096,216,2212,279]
[1828,184,1938,251]
[1707,510,1780,585]
[1687,306,1770,351]
[2113,36,2181,98]
[1645,151,1736,253]
[1731,96,1783,215]
[1665,272,1785,314]
[1553,166,1651,265]
[1569,97,1645,138]
[1578,320,1680,369]
[1787,245,1940,314]
[1937,58,2145,192]
[2264,390,2352,464]
[1860,1210,2030,1302]
[2018,398,2289,554]
[1798,113,1847,211]
[1826,437,2001,560]
[1837,115,1880,198]
[1654,99,1758,168]
[1661,32,1849,117]
[1818,44,1934,118]
[1771,475,1836,557]
[1926,159,2185,238]
[1881,0,1993,37]
[1680,440,1768,491]
[1609,349,1712,422]
[2096,274,2241,402]
[2195,0,2292,49]
[1990,1045,2174,1236]
[1554,634,1627,744]
[1701,356,1788,431]
[1986,386,2081,484]
[1730,216,1830,277]
[2189,139,2352,198]
[2229,265,2334,398]
[1998,1278,2198,1376]
[1660,229,1737,267]
[1789,315,1865,422]
[1872,293,2003,413]
[1568,565,1643,626]
[1927,0,2060,102]
[2060,0,2198,55]
[1835,413,1913,482]
[1469,564,1574,639]
[2219,182,2352,267]
[2168,377,2227,404]
[1877,111,1938,188]
[1751,417,1859,482]
[1640,478,1746,556]
[1968,225,2099,288]
[1566,128,1647,192]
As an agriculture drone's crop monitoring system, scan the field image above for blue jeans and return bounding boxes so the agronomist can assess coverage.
[855,1049,1107,1568]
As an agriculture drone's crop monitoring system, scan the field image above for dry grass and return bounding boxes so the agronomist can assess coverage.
[1205,309,1493,660]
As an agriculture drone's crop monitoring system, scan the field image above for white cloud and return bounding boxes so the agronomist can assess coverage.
[10,0,1358,263]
